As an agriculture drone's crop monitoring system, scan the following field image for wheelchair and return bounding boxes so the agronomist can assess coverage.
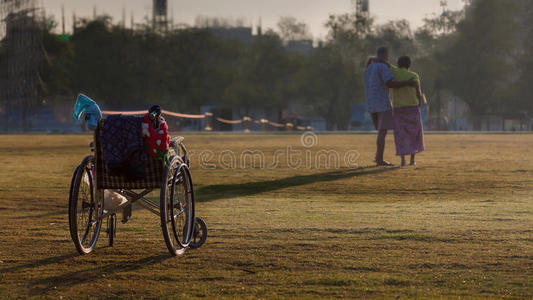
[68,120,207,256]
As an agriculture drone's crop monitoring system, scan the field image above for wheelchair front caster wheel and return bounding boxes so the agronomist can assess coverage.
[190,217,207,249]
[107,214,116,247]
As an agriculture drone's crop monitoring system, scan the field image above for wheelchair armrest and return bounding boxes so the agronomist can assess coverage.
[169,136,184,148]
[169,137,189,166]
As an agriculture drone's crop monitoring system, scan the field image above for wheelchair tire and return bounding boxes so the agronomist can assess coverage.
[189,217,207,249]
[69,155,103,255]
[160,157,195,256]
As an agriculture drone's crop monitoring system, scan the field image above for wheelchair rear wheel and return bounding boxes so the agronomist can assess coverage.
[160,157,195,256]
[69,156,103,255]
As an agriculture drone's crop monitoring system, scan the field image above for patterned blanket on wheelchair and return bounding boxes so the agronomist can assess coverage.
[99,115,148,179]
[94,116,165,190]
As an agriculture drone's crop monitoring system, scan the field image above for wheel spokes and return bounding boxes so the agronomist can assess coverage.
[192,223,200,243]
[168,209,185,223]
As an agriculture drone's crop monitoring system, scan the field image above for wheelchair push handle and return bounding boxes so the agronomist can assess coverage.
[148,105,162,129]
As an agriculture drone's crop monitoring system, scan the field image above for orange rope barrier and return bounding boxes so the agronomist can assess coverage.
[102,110,206,119]
[162,110,206,119]
[268,121,285,128]
[215,117,243,125]
[102,110,146,115]
[100,109,314,131]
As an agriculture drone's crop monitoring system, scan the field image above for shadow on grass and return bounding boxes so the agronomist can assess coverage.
[15,211,65,219]
[196,166,400,202]
[28,254,170,294]
[12,167,398,222]
[0,253,80,274]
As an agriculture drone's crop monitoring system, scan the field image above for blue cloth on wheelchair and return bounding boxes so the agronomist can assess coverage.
[100,115,147,179]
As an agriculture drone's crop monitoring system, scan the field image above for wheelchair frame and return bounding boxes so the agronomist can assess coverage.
[68,124,206,256]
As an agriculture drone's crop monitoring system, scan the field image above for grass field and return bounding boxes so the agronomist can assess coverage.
[0,133,532,299]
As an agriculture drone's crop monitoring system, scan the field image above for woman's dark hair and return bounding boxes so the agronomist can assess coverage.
[398,56,411,68]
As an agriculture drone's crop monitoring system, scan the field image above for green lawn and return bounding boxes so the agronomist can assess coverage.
[0,133,531,299]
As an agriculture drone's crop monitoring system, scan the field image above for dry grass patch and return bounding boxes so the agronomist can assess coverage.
[0,133,532,298]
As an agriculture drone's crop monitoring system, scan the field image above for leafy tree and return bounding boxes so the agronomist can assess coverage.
[440,0,519,128]
[223,32,302,115]
[300,46,359,130]
[277,16,312,42]
[70,16,142,108]
[40,17,74,99]
[413,10,465,124]
[514,0,533,117]
[325,12,373,65]
[369,20,417,61]
[420,9,464,36]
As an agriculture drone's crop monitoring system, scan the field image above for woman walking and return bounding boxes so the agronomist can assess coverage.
[390,56,425,166]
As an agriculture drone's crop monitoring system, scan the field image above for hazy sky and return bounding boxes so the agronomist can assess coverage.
[42,0,465,39]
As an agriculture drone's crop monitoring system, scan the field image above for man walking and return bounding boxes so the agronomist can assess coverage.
[364,47,416,166]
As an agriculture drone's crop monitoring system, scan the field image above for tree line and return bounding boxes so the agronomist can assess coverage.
[5,0,533,131]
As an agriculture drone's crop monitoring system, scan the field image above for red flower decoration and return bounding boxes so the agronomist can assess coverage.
[142,114,169,160]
